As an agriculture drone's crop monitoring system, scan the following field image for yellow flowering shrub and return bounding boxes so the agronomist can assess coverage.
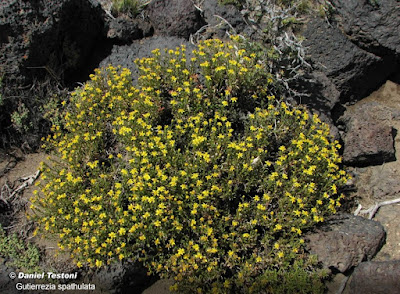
[31,36,349,293]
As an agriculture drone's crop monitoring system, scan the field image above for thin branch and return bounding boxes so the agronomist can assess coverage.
[214,14,237,34]
[354,197,400,219]
[191,0,204,12]
[9,170,40,200]
[1,170,40,206]
[190,24,211,44]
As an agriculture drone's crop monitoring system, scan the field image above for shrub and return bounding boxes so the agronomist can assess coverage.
[31,36,348,293]
[11,102,31,133]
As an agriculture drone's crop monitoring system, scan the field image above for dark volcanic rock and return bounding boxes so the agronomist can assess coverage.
[0,0,108,86]
[303,17,392,104]
[107,16,153,43]
[302,71,341,112]
[202,0,249,38]
[295,70,341,139]
[348,261,400,294]
[99,36,193,85]
[339,101,396,166]
[331,0,400,56]
[146,0,206,39]
[342,121,395,166]
[305,214,385,273]
[0,0,110,147]
[303,0,400,105]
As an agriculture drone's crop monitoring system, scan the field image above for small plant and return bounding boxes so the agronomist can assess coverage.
[31,36,348,293]
[11,102,31,133]
[111,0,146,16]
[0,225,41,273]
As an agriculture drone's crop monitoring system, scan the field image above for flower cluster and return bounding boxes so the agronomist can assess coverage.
[31,36,349,293]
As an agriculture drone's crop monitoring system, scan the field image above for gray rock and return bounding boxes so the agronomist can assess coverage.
[302,0,400,105]
[303,17,391,104]
[146,0,206,40]
[0,0,109,147]
[343,120,395,166]
[339,101,396,166]
[99,36,193,85]
[202,0,249,39]
[295,70,341,140]
[305,214,385,273]
[303,71,341,112]
[347,261,400,294]
[0,0,107,86]
[107,16,153,42]
[331,0,400,56]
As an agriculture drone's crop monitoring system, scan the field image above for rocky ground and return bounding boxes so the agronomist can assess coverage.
[1,0,400,293]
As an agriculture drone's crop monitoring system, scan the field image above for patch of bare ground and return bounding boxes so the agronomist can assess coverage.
[0,151,78,286]
[0,151,46,230]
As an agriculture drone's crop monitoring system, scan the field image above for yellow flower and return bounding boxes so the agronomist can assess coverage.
[242,233,250,238]
[95,260,103,267]
[192,135,207,146]
[118,228,126,235]
[75,236,82,244]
